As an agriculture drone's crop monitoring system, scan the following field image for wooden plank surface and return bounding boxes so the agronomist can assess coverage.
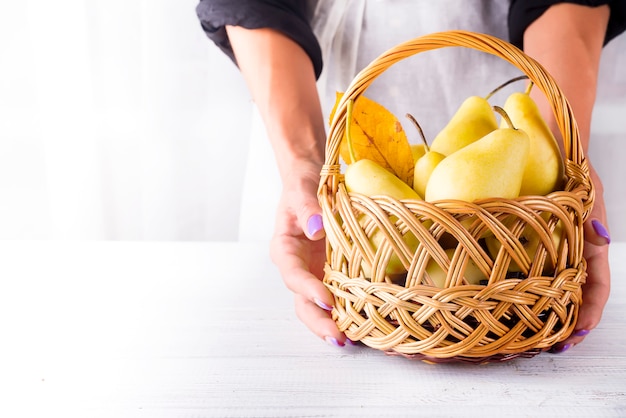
[0,241,624,417]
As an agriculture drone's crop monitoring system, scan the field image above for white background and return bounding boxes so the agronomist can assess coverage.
[1,0,252,241]
[1,1,624,242]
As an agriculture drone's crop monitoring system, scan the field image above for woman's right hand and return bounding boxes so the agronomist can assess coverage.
[269,160,348,347]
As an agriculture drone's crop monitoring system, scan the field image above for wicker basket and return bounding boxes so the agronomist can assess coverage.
[318,30,594,363]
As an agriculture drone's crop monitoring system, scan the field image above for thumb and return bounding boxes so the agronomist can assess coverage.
[584,218,611,246]
[583,165,610,247]
[294,187,325,241]
[303,208,326,241]
[292,172,326,241]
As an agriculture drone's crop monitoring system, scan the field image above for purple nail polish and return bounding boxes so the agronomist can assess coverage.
[307,214,324,237]
[573,329,590,337]
[551,343,572,354]
[345,338,358,346]
[591,219,611,244]
[325,336,345,347]
[314,298,333,311]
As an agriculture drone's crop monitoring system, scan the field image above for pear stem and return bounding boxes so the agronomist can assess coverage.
[346,99,357,165]
[493,105,517,130]
[405,113,429,152]
[485,75,529,100]
[524,81,534,96]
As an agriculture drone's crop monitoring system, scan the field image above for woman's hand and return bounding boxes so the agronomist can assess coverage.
[551,164,611,353]
[523,3,612,353]
[224,26,346,346]
[269,161,348,347]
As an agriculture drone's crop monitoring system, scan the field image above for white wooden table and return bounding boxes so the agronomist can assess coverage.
[1,241,624,418]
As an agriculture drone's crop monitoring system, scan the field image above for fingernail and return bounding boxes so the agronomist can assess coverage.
[573,329,590,337]
[345,338,357,346]
[314,298,333,311]
[592,219,611,244]
[550,343,572,354]
[325,336,345,347]
[307,214,324,237]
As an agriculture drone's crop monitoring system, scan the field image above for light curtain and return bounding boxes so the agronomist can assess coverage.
[0,0,252,240]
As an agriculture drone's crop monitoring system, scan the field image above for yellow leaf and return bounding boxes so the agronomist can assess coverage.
[330,92,414,187]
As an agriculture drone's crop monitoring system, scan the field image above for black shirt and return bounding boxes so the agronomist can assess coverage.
[196,0,626,79]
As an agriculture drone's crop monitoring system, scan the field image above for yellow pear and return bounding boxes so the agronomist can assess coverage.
[485,213,564,275]
[414,152,446,199]
[501,84,564,196]
[430,96,498,156]
[405,113,447,198]
[410,144,427,163]
[345,159,422,200]
[425,107,530,203]
[425,249,487,288]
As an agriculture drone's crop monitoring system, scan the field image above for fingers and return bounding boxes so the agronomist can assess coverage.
[294,294,348,346]
[552,240,611,354]
[271,236,346,347]
[583,166,610,247]
[551,174,611,353]
[270,234,334,309]
[270,234,345,346]
[270,233,347,347]
[583,218,611,246]
[577,172,611,332]
[578,243,611,330]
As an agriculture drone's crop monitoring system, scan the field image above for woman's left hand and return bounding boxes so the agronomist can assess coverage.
[551,164,611,353]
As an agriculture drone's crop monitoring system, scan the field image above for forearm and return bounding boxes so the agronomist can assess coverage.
[523,3,610,154]
[226,26,326,179]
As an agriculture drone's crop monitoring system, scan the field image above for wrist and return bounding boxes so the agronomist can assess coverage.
[279,154,325,187]
[268,123,326,181]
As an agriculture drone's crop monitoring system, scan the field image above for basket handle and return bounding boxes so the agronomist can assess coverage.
[320,30,589,199]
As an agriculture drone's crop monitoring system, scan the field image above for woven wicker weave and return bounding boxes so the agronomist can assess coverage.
[318,31,594,363]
